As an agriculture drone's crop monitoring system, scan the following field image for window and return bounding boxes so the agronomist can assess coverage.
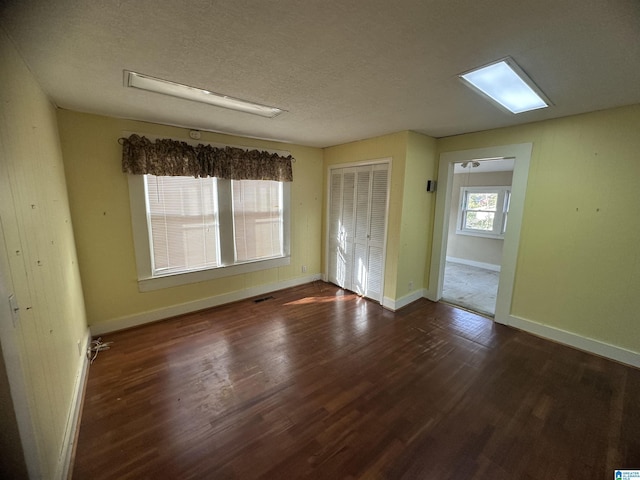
[147,175,221,276]
[232,180,283,263]
[129,174,290,291]
[457,186,510,238]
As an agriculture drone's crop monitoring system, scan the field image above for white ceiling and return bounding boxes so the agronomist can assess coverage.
[1,0,639,148]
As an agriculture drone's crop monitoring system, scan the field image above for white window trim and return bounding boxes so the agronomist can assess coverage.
[456,185,510,239]
[128,174,291,292]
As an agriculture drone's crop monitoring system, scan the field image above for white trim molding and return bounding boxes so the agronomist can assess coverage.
[91,274,322,336]
[507,315,640,369]
[446,256,501,272]
[57,327,91,480]
[382,289,426,312]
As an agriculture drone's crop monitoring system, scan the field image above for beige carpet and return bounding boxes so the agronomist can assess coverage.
[442,261,499,317]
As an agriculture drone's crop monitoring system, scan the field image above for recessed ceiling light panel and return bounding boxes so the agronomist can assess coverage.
[125,71,284,118]
[459,58,550,114]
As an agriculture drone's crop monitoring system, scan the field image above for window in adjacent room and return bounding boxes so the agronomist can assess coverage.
[128,174,290,291]
[456,186,510,238]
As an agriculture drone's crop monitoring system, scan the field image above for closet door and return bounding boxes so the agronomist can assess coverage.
[340,169,356,291]
[328,168,356,291]
[328,163,389,302]
[352,168,371,296]
[364,164,388,302]
[328,171,343,287]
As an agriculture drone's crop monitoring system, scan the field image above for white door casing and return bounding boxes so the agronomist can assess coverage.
[427,144,532,324]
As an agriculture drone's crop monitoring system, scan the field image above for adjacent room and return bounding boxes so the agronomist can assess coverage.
[1,1,639,478]
[442,159,514,317]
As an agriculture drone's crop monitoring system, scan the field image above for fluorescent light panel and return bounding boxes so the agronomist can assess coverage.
[126,71,284,118]
[460,58,549,114]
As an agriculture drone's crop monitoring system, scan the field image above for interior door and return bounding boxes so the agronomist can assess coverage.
[328,163,389,302]
[340,169,356,291]
[363,165,389,302]
[328,168,356,290]
[328,170,343,287]
[352,168,371,296]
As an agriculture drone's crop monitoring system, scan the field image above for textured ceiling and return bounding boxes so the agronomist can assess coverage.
[1,0,639,147]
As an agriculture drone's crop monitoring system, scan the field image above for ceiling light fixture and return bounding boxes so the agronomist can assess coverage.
[461,161,480,169]
[125,71,284,118]
[459,57,550,114]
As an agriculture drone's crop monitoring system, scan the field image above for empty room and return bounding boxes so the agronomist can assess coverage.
[1,1,639,479]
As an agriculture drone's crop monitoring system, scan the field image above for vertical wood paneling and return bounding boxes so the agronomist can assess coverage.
[0,29,87,478]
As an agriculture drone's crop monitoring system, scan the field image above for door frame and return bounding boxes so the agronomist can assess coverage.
[324,158,392,303]
[426,144,532,324]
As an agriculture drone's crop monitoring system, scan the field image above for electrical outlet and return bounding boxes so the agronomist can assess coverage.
[77,340,82,356]
[408,281,413,291]
[301,265,307,273]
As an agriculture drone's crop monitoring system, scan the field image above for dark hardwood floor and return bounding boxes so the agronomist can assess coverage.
[72,282,640,479]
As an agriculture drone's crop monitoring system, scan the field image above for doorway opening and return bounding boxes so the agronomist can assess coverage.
[427,144,532,325]
[441,159,514,317]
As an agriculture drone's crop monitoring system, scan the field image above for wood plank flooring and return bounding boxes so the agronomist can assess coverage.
[72,282,640,479]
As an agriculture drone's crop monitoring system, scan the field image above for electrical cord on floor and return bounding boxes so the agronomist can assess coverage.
[89,337,113,364]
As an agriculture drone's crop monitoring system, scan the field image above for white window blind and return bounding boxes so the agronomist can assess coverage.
[232,180,283,262]
[143,175,286,280]
[146,175,220,276]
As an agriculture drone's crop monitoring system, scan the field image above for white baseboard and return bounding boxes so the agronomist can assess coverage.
[57,327,91,480]
[446,256,501,272]
[382,289,426,311]
[90,274,322,336]
[507,314,640,368]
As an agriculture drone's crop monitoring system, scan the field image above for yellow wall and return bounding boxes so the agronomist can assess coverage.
[396,131,437,299]
[54,98,640,358]
[57,111,324,329]
[0,29,88,478]
[438,105,640,353]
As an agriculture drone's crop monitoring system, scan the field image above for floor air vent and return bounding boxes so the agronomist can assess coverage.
[254,295,274,303]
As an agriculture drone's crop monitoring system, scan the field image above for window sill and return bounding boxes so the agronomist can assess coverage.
[137,256,291,292]
[455,230,505,240]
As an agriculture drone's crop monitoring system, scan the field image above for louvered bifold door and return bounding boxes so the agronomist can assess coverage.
[327,163,388,302]
[364,164,389,302]
[328,171,343,287]
[339,170,357,291]
[352,167,372,296]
